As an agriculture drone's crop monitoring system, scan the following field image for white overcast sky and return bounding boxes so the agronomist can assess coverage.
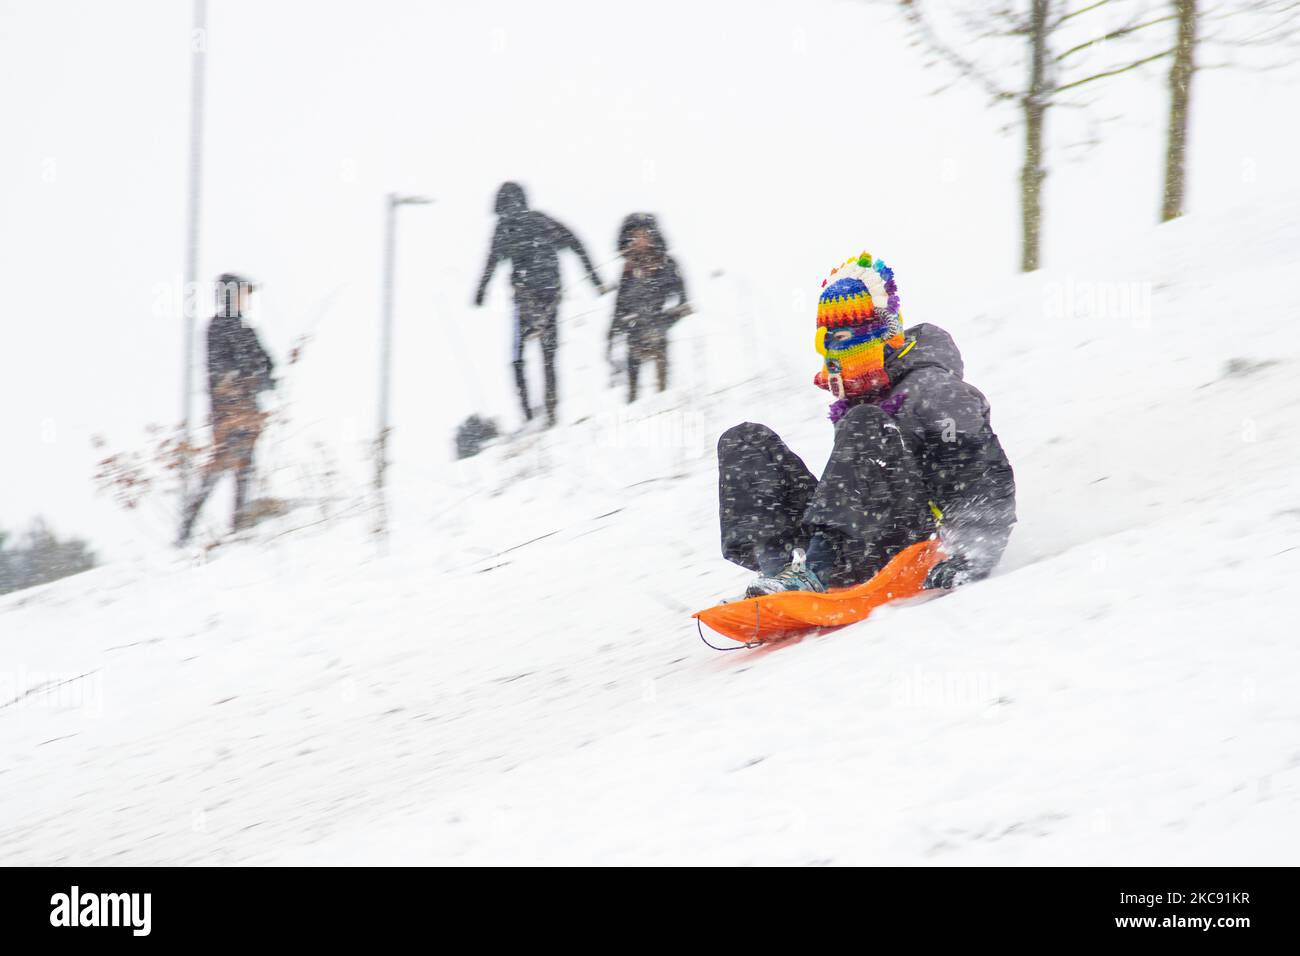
[2,0,1297,556]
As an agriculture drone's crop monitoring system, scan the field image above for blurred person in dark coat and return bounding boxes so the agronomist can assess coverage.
[178,273,275,545]
[607,213,691,403]
[474,182,606,427]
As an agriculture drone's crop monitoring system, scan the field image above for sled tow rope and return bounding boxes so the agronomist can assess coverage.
[696,618,761,652]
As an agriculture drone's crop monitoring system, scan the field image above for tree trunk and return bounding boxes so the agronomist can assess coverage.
[1161,0,1197,222]
[1020,0,1050,272]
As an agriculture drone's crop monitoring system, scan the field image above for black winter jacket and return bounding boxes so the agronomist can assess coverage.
[877,323,1016,579]
[207,313,274,406]
[609,257,689,347]
[475,186,602,304]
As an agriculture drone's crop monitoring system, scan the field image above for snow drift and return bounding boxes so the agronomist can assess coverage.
[3,191,1299,865]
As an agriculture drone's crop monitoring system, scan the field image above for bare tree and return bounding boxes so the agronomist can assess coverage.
[900,1,1177,271]
[1024,1,1051,274]
[1161,1,1197,220]
[1161,0,1300,221]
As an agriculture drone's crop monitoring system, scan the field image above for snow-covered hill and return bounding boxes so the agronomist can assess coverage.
[3,193,1299,865]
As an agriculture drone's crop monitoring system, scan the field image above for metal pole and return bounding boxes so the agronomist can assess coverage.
[374,193,398,535]
[181,0,208,482]
[373,194,433,538]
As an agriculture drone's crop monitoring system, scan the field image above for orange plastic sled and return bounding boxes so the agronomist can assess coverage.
[693,538,946,646]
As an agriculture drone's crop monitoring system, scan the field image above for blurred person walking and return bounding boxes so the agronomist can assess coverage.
[607,213,691,403]
[177,273,276,545]
[474,182,606,428]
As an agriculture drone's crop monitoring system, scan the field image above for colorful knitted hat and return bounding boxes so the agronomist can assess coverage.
[813,251,905,400]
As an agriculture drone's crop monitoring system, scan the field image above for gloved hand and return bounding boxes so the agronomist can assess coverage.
[924,554,972,590]
[596,282,613,296]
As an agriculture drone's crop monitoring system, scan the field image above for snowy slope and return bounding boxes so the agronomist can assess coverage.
[3,193,1300,865]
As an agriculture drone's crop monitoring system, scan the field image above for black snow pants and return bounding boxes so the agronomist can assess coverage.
[512,289,560,425]
[717,403,935,588]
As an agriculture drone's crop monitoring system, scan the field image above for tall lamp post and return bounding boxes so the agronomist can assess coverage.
[375,192,433,537]
[181,0,208,496]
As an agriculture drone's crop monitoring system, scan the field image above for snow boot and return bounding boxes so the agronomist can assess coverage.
[744,548,827,598]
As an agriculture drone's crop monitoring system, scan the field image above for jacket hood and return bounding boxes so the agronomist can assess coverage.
[617,212,667,257]
[886,322,965,384]
[214,272,256,319]
[495,181,528,216]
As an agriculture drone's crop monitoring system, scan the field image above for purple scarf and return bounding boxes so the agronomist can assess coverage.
[827,389,908,425]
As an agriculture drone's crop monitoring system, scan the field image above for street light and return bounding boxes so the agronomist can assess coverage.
[374,192,433,538]
[181,0,208,497]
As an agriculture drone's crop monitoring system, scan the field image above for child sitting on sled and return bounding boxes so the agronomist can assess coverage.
[717,251,1016,597]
